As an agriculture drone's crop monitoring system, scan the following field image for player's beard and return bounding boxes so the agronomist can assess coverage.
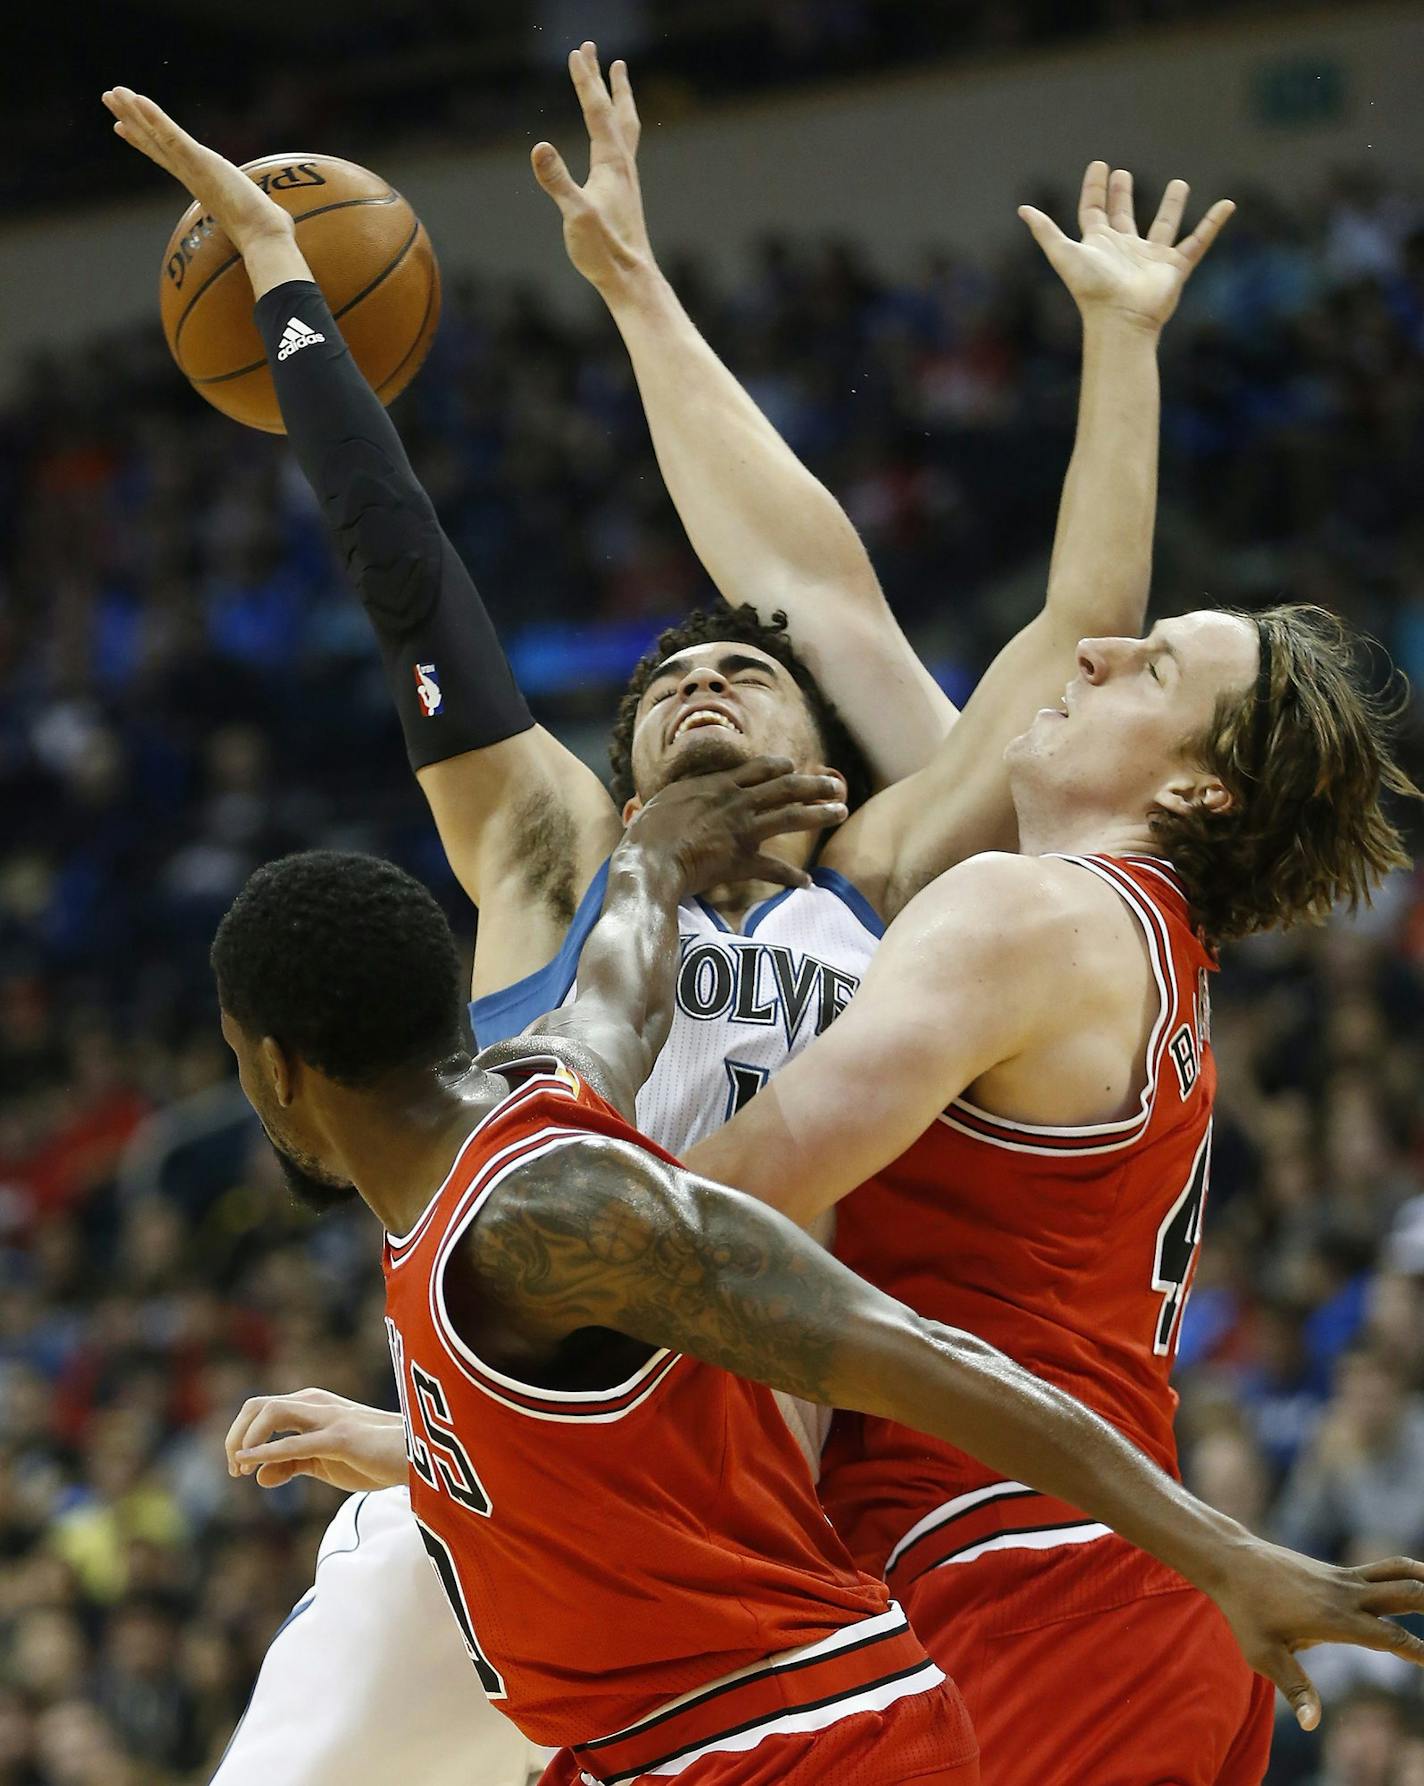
[659,728,751,789]
[264,1132,358,1213]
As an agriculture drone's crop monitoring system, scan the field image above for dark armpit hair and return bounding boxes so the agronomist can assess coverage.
[1150,605,1420,950]
[211,851,467,1086]
[607,606,874,813]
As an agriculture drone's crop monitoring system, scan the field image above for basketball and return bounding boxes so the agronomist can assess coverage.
[158,152,441,432]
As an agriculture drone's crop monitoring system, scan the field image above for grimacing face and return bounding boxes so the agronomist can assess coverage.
[626,642,826,806]
[1005,611,1260,823]
[219,1009,357,1212]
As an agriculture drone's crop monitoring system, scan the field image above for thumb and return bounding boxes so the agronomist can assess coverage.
[531,142,582,209]
[1269,1652,1322,1733]
[254,1458,307,1488]
[1017,204,1070,254]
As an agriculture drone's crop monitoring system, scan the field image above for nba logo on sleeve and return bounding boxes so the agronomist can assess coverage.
[414,662,444,717]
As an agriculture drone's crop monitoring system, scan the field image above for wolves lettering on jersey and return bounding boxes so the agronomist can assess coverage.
[381,1058,943,1767]
[820,855,1218,1593]
[471,862,881,1158]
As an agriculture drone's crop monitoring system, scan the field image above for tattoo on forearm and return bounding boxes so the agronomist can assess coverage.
[471,1141,844,1405]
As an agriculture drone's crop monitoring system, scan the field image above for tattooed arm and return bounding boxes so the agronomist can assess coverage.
[467,1136,1424,1730]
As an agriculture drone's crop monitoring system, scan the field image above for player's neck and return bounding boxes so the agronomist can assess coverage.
[1014,807,1157,863]
[703,875,792,928]
[325,1059,504,1234]
[703,831,818,931]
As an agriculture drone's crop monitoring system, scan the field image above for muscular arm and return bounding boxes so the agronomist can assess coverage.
[471,1133,1424,1721]
[534,47,955,788]
[102,88,620,998]
[252,274,620,991]
[521,840,684,1120]
[688,852,1065,1225]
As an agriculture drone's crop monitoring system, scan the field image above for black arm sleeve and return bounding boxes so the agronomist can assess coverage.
[254,278,533,770]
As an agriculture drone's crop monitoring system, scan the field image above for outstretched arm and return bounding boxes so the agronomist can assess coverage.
[823,166,1234,918]
[467,1134,1424,1732]
[103,87,621,997]
[533,44,955,788]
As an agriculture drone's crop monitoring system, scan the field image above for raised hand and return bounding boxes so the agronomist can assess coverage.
[531,41,654,295]
[627,757,848,896]
[1213,1541,1424,1731]
[226,1387,408,1492]
[1019,161,1234,332]
[102,86,293,254]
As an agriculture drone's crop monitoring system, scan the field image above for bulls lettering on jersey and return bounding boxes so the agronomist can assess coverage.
[470,862,881,1157]
[821,854,1217,1590]
[381,1057,944,1771]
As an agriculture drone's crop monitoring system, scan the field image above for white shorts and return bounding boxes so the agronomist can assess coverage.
[212,1486,545,1786]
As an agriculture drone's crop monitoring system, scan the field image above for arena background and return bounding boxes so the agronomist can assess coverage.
[3,3,1424,1781]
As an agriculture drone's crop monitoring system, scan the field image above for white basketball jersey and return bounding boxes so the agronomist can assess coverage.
[470,863,882,1157]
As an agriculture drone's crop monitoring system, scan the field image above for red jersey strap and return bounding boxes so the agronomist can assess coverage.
[936,852,1181,1157]
[883,1483,1112,1599]
[569,1601,942,1785]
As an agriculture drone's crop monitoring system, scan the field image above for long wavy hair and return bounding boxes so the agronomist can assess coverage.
[1150,604,1419,950]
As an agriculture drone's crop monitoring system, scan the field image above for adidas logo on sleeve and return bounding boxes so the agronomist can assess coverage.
[277,316,326,360]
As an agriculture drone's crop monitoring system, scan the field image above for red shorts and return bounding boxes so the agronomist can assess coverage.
[903,1537,1273,1786]
[538,1681,979,1785]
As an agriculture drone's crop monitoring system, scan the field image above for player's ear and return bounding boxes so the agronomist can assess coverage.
[621,793,644,826]
[258,1034,297,1107]
[1156,771,1233,819]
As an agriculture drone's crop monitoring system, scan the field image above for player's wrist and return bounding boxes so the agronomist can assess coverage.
[1079,302,1165,341]
[599,253,672,317]
[226,204,297,253]
[609,834,688,902]
[1169,1507,1259,1599]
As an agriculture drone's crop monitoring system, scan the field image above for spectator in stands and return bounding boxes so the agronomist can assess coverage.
[1275,1348,1424,1562]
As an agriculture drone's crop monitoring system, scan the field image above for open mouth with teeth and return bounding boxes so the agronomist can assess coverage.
[671,709,742,743]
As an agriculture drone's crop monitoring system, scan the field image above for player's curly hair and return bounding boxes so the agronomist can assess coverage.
[1150,605,1420,951]
[212,851,467,1086]
[607,607,874,813]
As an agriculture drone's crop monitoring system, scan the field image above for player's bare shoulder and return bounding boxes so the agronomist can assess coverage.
[898,850,1116,966]
[921,851,1167,1129]
[899,850,1152,1059]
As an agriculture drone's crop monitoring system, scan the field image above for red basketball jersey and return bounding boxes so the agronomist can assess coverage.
[381,1057,943,1775]
[820,854,1217,1594]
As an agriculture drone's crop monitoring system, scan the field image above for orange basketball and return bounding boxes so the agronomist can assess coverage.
[159,153,442,433]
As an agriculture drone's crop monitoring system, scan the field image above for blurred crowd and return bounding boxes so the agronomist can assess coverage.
[1,145,1423,1783]
[31,0,1287,214]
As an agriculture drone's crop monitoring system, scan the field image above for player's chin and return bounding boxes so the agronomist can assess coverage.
[1003,727,1037,764]
[1010,712,1066,755]
[658,730,754,786]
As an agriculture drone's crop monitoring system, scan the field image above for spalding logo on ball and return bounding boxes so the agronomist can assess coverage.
[159,152,442,433]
